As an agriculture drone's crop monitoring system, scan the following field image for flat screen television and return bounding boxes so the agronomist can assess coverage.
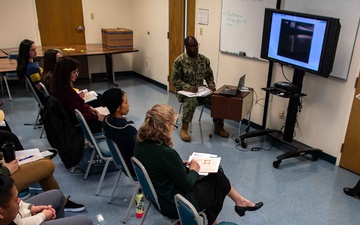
[261,8,341,77]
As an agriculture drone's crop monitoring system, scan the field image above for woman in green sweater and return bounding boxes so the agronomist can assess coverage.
[134,104,263,225]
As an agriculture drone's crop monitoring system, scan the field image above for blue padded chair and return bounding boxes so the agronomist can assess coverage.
[174,193,238,225]
[105,136,140,223]
[131,157,179,225]
[75,109,113,195]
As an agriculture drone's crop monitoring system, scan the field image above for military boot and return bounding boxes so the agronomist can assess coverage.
[180,122,191,142]
[214,121,229,138]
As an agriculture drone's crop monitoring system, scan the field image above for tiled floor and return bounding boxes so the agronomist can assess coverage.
[1,75,360,225]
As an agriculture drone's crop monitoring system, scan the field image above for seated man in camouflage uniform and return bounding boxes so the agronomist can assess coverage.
[172,36,229,142]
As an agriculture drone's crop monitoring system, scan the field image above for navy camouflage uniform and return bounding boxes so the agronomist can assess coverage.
[172,52,221,124]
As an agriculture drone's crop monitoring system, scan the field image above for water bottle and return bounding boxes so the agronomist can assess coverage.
[135,189,144,218]
[1,141,16,163]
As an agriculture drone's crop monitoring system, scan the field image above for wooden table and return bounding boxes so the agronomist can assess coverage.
[0,58,16,73]
[0,44,139,85]
[210,85,253,140]
[0,58,17,100]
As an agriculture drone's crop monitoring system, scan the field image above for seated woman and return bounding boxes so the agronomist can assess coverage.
[100,88,137,177]
[41,49,62,90]
[0,130,84,212]
[49,57,105,133]
[134,104,263,225]
[0,174,93,225]
[16,39,45,104]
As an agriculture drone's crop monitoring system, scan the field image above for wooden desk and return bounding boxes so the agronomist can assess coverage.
[0,44,139,84]
[211,85,253,139]
[0,58,16,73]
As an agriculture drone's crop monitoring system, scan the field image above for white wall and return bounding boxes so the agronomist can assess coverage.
[129,0,169,85]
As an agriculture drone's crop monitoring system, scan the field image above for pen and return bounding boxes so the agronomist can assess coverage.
[19,155,34,162]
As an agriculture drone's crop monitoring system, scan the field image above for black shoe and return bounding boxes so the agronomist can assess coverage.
[235,202,263,217]
[343,187,359,197]
[64,196,85,212]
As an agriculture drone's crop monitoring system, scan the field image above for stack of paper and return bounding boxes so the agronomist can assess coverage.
[177,86,212,98]
[188,152,221,175]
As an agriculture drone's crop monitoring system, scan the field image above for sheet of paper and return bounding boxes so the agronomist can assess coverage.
[15,148,44,165]
[95,106,110,115]
[188,152,221,175]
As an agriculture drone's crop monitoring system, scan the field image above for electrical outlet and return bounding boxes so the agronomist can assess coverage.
[145,61,148,67]
[279,109,285,119]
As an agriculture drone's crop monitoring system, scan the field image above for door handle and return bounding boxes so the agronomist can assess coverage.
[76,26,85,32]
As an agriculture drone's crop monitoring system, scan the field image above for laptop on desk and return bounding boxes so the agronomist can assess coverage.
[219,74,246,96]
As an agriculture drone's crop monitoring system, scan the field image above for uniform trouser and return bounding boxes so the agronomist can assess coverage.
[180,95,223,124]
[26,190,93,225]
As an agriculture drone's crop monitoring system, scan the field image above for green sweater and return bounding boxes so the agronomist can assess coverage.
[134,141,200,218]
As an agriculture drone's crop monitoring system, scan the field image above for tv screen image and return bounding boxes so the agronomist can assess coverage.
[261,8,341,77]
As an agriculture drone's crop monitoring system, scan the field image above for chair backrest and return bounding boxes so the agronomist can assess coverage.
[105,136,137,182]
[7,49,18,60]
[131,157,161,211]
[24,76,45,109]
[74,109,110,160]
[174,194,205,225]
[38,82,50,97]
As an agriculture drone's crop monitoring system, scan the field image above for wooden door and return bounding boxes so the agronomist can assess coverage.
[168,0,195,93]
[35,0,89,79]
[340,72,360,174]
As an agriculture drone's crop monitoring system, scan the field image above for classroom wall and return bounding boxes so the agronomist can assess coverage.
[129,0,169,85]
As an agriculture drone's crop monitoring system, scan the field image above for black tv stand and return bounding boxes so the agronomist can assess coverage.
[240,69,322,168]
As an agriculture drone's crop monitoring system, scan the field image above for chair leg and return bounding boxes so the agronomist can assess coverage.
[139,200,152,225]
[84,148,96,180]
[176,103,183,124]
[3,76,12,101]
[95,159,111,196]
[34,108,41,129]
[108,170,123,203]
[40,126,45,138]
[122,184,141,223]
[199,105,205,121]
[70,167,76,174]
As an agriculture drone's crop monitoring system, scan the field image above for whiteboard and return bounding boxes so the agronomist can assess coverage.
[220,0,279,59]
[284,0,360,80]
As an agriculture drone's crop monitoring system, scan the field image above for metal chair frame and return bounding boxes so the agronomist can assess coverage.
[74,109,113,195]
[105,137,140,223]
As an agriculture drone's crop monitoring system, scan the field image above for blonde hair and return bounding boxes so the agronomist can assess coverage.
[136,104,178,147]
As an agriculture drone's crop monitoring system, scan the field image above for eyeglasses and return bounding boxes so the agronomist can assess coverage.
[172,123,178,130]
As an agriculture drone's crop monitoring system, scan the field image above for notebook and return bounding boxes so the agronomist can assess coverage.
[219,74,246,96]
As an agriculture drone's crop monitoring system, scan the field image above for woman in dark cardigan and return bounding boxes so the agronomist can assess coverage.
[134,104,263,225]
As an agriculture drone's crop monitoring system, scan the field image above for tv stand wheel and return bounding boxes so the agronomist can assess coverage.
[240,140,247,148]
[311,154,319,161]
[273,160,281,169]
[209,133,213,139]
[235,138,240,143]
[245,127,250,132]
